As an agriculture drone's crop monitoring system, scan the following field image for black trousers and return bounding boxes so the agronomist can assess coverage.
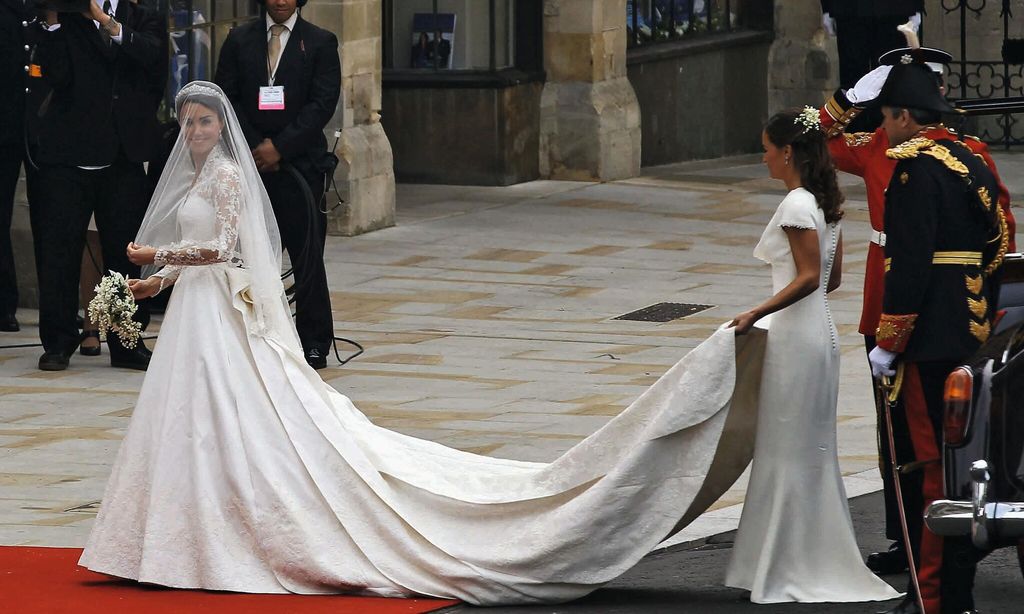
[261,166,333,352]
[0,138,25,317]
[835,15,909,133]
[31,156,151,355]
[865,335,922,546]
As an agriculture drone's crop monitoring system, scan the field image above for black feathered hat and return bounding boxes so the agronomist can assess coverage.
[878,47,953,74]
[876,61,955,114]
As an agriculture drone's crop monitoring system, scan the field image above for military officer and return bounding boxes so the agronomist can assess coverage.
[869,61,1006,614]
[817,45,1017,576]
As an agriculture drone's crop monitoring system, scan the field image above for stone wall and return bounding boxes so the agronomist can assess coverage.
[767,0,836,115]
[303,0,395,236]
[628,32,771,166]
[383,80,543,185]
[539,0,641,181]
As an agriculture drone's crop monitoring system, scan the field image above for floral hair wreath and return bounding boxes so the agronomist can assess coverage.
[795,106,821,134]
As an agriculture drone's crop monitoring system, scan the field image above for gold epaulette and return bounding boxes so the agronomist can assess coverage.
[921,144,970,177]
[886,137,935,160]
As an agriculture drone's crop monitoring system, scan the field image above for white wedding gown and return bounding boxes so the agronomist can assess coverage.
[78,162,894,605]
[724,188,900,603]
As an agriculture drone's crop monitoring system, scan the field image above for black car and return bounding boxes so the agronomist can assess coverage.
[925,253,1024,556]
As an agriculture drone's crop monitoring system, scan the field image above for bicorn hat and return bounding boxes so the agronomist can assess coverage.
[877,62,955,114]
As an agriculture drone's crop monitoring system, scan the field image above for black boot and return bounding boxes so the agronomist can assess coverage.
[867,541,909,575]
[108,335,151,371]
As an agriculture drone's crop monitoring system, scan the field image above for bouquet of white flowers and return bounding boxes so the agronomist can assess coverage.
[87,271,142,349]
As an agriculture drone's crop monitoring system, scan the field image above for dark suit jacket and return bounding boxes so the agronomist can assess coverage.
[215,14,341,175]
[821,0,924,18]
[0,0,34,145]
[34,1,166,166]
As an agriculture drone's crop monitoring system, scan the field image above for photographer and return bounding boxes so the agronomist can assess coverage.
[215,0,340,369]
[32,0,166,371]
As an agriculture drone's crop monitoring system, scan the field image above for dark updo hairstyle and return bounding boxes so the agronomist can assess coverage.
[764,109,845,224]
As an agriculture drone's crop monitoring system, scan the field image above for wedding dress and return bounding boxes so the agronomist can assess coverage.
[79,82,895,606]
[723,188,900,603]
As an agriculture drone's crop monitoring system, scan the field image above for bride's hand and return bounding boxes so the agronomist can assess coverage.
[729,310,759,335]
[126,242,157,266]
[127,278,160,300]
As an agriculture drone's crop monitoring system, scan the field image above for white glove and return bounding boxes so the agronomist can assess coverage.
[908,12,922,33]
[869,346,899,378]
[822,12,836,37]
[847,65,892,104]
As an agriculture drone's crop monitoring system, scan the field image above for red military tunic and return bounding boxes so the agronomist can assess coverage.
[819,89,1016,336]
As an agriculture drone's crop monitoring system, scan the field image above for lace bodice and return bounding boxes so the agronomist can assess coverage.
[153,147,243,283]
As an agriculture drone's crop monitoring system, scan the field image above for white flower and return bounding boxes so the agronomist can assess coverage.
[87,271,142,349]
[795,105,821,134]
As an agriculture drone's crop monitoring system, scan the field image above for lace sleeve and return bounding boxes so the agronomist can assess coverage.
[152,265,182,294]
[153,163,242,267]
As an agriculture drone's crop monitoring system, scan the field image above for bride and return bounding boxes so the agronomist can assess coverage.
[79,82,898,606]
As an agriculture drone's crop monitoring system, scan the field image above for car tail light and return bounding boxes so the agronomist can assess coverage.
[943,367,974,446]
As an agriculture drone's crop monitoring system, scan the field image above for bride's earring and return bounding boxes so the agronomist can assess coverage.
[784,155,790,165]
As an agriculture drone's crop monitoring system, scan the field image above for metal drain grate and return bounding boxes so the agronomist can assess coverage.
[614,302,714,322]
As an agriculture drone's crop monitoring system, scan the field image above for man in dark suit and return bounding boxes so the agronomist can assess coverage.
[33,0,166,370]
[0,0,37,332]
[215,0,340,369]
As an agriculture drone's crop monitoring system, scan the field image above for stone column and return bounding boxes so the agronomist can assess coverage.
[540,0,641,181]
[305,0,395,236]
[767,1,836,115]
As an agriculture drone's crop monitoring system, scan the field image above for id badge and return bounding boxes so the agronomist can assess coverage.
[258,86,285,111]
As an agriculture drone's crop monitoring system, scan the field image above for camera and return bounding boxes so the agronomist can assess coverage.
[33,0,91,12]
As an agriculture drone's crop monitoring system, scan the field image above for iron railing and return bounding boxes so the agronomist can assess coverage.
[943,0,1024,147]
[626,0,737,48]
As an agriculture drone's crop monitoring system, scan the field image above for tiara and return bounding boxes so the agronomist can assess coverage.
[174,81,224,108]
[795,105,821,134]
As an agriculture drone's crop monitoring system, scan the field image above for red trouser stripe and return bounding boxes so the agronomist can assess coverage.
[902,364,945,614]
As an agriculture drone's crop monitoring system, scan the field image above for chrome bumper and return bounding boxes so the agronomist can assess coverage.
[925,460,1024,549]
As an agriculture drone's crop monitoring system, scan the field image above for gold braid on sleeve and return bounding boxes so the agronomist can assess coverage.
[985,202,1008,277]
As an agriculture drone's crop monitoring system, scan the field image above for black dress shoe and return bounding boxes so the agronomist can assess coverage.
[0,313,18,332]
[878,597,921,614]
[39,351,70,371]
[305,347,327,370]
[109,346,151,371]
[866,541,909,575]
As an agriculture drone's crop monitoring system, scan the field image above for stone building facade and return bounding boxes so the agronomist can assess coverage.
[10,0,847,307]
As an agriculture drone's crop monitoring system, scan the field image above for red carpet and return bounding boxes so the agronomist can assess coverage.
[3,547,459,614]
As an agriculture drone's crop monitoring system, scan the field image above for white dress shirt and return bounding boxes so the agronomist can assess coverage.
[265,11,298,84]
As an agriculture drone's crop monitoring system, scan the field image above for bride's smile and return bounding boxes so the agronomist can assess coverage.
[180,101,224,160]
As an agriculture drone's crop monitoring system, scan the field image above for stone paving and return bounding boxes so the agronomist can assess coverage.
[1,151,1021,553]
